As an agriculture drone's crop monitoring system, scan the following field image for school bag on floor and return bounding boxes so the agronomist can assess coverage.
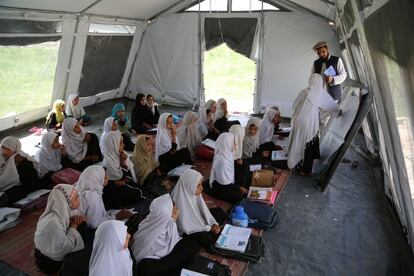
[209,234,264,263]
[182,255,231,276]
[236,199,278,230]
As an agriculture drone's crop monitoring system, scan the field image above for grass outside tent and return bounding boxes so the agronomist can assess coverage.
[0,41,60,118]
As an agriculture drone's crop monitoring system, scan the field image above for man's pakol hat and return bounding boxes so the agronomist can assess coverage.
[313,41,328,50]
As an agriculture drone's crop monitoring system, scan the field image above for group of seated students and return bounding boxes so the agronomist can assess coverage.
[0,94,287,275]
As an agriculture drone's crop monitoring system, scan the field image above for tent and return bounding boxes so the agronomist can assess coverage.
[1,0,414,268]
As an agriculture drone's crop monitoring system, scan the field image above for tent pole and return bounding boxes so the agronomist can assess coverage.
[80,0,104,13]
[63,16,80,98]
[196,0,203,109]
[254,1,265,113]
[270,0,331,21]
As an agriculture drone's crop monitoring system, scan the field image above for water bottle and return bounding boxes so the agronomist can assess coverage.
[231,206,249,228]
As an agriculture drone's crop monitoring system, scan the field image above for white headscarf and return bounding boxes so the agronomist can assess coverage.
[197,108,210,138]
[34,184,84,261]
[242,118,261,159]
[76,165,109,229]
[259,109,278,145]
[36,132,62,178]
[177,111,202,157]
[229,125,245,160]
[203,99,216,111]
[65,94,85,119]
[61,118,87,164]
[89,220,132,276]
[155,113,180,161]
[209,133,235,187]
[132,194,181,263]
[171,170,217,235]
[213,98,227,123]
[0,136,27,192]
[100,117,116,156]
[287,73,339,169]
[103,131,123,181]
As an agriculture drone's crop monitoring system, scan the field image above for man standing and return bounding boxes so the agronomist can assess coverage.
[311,41,347,102]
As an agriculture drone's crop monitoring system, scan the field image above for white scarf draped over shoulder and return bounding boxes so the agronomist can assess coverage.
[61,118,87,164]
[229,125,245,160]
[209,133,235,187]
[89,220,133,276]
[103,131,124,181]
[259,109,278,145]
[242,118,261,159]
[171,169,217,235]
[132,194,181,263]
[155,113,180,161]
[66,94,85,119]
[0,136,33,192]
[34,184,84,261]
[177,111,202,157]
[100,117,116,156]
[287,73,340,169]
[36,132,62,178]
[76,165,112,229]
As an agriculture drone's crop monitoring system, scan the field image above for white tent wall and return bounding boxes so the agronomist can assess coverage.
[259,12,339,117]
[334,0,414,253]
[128,13,200,107]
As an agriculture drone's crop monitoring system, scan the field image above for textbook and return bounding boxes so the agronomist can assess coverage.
[215,224,252,253]
[180,269,208,276]
[324,65,336,77]
[247,186,277,205]
[167,164,194,177]
[201,139,216,150]
[249,164,262,172]
[271,150,288,161]
[14,189,51,206]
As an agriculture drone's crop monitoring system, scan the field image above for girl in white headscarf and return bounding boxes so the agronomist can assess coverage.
[156,113,192,173]
[66,94,91,126]
[76,165,132,229]
[61,118,102,171]
[176,111,202,158]
[229,125,251,189]
[213,98,230,133]
[171,169,224,248]
[102,131,144,210]
[258,108,284,155]
[209,133,246,204]
[35,132,65,182]
[0,136,42,206]
[242,118,261,159]
[203,99,217,113]
[34,184,86,273]
[133,194,200,275]
[99,117,118,156]
[89,220,133,276]
[288,73,340,175]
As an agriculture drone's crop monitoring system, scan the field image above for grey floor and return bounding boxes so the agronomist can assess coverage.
[2,98,414,276]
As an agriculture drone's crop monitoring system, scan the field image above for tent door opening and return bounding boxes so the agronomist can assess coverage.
[203,17,258,113]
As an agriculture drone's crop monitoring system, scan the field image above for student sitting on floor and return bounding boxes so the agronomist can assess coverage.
[230,125,251,189]
[0,136,43,206]
[89,220,133,276]
[102,131,144,210]
[242,117,261,161]
[209,133,247,204]
[176,111,202,158]
[61,118,102,171]
[111,103,135,151]
[66,94,91,126]
[99,117,118,156]
[198,108,213,139]
[171,169,226,248]
[131,135,163,186]
[259,108,283,156]
[131,93,155,134]
[77,165,132,229]
[133,194,200,276]
[213,98,230,133]
[35,132,65,185]
[146,94,160,125]
[34,184,86,274]
[203,99,217,114]
[288,73,340,176]
[155,113,192,173]
[46,99,66,131]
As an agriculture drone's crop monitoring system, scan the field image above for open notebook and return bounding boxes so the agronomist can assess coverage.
[215,224,252,253]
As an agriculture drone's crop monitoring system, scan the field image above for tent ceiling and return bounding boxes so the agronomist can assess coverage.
[0,0,337,20]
